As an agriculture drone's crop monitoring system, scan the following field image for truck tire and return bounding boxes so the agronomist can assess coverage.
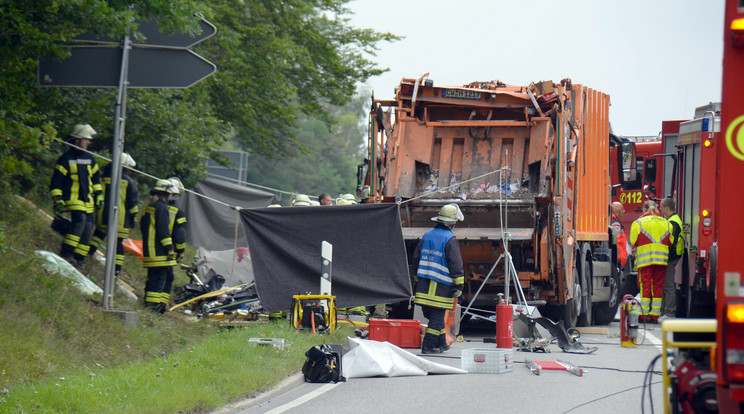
[577,259,593,327]
[563,268,580,329]
[563,299,578,330]
[593,264,621,325]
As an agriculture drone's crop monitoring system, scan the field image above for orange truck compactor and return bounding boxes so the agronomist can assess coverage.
[362,77,623,328]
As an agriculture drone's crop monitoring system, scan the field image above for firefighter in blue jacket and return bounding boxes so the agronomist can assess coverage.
[140,180,177,313]
[412,203,465,354]
[50,124,103,267]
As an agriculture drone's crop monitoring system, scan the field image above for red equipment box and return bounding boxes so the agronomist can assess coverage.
[368,318,421,348]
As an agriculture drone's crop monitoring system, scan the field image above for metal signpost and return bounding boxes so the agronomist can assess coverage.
[38,18,217,311]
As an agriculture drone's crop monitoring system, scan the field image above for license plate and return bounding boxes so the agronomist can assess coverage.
[442,89,482,100]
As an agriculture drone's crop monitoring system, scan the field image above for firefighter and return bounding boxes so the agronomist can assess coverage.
[50,124,103,267]
[610,202,629,269]
[412,203,465,354]
[630,200,672,322]
[89,153,139,275]
[140,179,177,313]
[163,177,188,305]
[659,197,684,321]
[292,194,312,206]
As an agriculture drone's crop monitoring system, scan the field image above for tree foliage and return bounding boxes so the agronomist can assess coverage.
[244,92,369,202]
[0,0,398,196]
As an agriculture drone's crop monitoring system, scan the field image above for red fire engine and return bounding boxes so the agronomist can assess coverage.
[715,0,744,411]
[653,105,721,320]
[610,137,664,296]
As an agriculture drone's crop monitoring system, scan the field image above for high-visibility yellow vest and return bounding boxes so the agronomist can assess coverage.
[630,213,672,269]
[667,213,685,256]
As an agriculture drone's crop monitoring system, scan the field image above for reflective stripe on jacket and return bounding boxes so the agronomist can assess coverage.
[140,199,176,267]
[416,227,457,286]
[168,204,187,253]
[50,149,102,213]
[667,213,684,258]
[95,166,139,232]
[414,278,454,309]
[630,213,672,269]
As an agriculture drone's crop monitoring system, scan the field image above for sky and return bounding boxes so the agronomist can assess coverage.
[346,0,725,136]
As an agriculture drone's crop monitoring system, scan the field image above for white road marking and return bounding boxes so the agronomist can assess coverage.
[644,328,663,350]
[264,383,340,414]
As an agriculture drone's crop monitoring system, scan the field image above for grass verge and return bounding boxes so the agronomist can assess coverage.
[0,190,354,413]
[3,323,353,414]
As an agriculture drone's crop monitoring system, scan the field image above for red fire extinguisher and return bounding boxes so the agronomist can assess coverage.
[496,293,513,349]
[620,294,639,347]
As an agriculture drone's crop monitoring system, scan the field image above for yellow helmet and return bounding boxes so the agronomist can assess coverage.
[70,124,96,139]
[292,194,311,206]
[432,203,464,224]
[152,179,174,193]
[340,194,357,204]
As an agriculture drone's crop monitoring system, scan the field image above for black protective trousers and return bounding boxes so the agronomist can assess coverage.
[61,211,94,263]
[421,305,447,349]
[145,266,170,313]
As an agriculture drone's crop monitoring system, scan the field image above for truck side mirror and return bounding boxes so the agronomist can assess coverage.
[618,142,637,184]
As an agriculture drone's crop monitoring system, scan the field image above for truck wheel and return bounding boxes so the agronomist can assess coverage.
[563,268,580,329]
[577,259,593,327]
[563,298,578,330]
[593,264,621,325]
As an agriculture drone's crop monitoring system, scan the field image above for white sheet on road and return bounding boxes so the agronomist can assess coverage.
[341,337,467,378]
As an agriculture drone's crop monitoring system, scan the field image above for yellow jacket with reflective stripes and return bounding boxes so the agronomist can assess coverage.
[630,212,672,269]
[667,213,684,258]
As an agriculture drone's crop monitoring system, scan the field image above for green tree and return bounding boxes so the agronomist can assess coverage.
[0,0,397,198]
[202,0,398,156]
[244,92,369,201]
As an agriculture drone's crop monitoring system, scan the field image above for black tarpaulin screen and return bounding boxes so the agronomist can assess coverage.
[240,203,412,312]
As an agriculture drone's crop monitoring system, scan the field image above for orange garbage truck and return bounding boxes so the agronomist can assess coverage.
[361,76,634,328]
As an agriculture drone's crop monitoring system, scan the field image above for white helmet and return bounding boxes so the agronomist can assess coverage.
[292,194,311,206]
[340,194,357,204]
[431,203,464,224]
[168,177,184,194]
[70,124,96,139]
[122,152,136,167]
[268,204,282,208]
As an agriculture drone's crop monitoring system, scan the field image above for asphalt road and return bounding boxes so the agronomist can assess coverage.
[217,320,667,414]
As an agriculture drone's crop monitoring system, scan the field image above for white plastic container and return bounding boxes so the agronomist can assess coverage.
[461,348,513,373]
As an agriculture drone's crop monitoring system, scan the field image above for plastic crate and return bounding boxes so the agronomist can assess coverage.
[461,348,513,373]
[368,318,421,348]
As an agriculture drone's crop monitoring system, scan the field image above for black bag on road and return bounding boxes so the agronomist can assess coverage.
[302,344,344,383]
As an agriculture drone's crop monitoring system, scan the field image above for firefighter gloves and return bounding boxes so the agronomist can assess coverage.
[95,194,104,209]
[54,199,66,215]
